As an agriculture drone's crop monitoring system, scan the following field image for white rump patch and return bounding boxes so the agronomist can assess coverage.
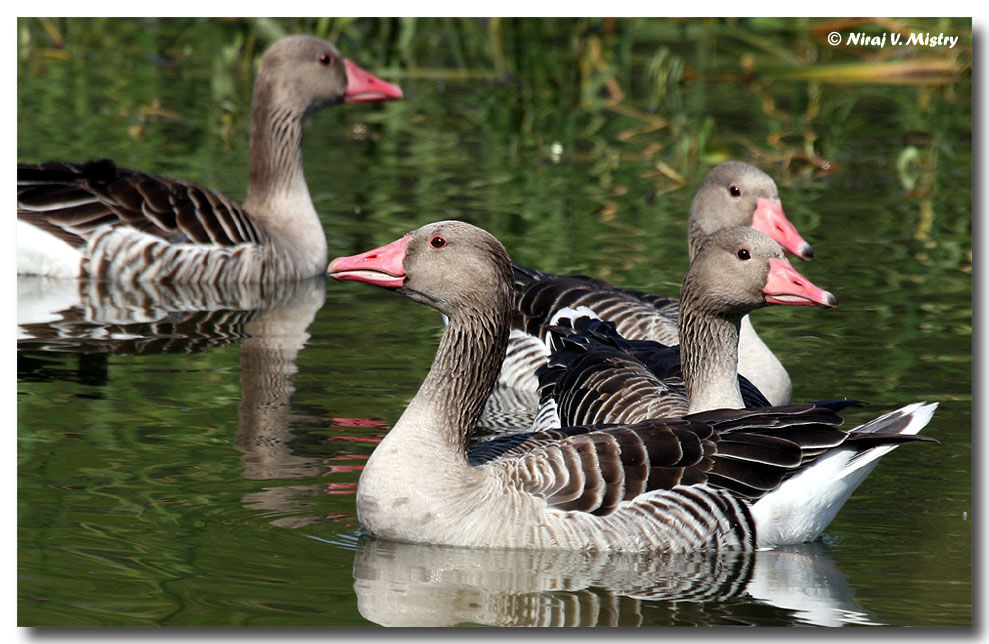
[17,219,83,278]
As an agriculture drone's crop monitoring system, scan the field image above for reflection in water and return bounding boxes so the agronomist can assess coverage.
[17,274,340,527]
[17,275,316,354]
[232,278,326,482]
[351,536,880,627]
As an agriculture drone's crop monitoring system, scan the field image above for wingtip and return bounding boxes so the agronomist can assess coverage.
[890,401,939,436]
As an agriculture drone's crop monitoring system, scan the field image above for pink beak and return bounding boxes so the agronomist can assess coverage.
[343,59,403,103]
[751,198,814,261]
[328,234,410,288]
[763,257,837,308]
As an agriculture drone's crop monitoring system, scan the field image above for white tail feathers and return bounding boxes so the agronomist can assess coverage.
[841,401,938,475]
[751,402,938,548]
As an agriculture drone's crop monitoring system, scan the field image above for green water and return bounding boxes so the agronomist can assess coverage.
[17,17,971,627]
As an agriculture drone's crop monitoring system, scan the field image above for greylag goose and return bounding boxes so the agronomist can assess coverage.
[531,227,835,430]
[17,35,402,284]
[328,220,937,552]
[502,161,813,407]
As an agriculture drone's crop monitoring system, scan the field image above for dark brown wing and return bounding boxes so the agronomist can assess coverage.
[472,418,718,516]
[17,159,266,248]
[685,401,863,498]
[471,400,886,517]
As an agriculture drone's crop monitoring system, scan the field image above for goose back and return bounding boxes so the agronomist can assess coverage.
[492,272,679,397]
[531,316,771,431]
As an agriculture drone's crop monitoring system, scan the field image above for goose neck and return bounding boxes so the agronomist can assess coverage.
[244,88,311,217]
[678,293,745,414]
[242,82,328,274]
[405,304,512,452]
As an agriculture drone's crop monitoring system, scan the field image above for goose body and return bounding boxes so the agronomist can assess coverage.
[501,162,813,407]
[17,35,402,284]
[329,220,936,552]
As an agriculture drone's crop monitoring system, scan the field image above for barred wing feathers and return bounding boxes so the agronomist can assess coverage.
[18,159,267,250]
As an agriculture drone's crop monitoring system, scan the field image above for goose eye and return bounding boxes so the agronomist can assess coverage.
[729,185,742,197]
[429,235,447,249]
[737,248,751,260]
[318,51,334,66]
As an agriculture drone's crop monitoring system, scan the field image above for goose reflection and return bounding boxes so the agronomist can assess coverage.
[351,535,880,627]
[17,275,325,354]
[17,274,339,526]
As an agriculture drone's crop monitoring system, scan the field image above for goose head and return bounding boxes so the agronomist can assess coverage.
[683,226,835,319]
[688,162,813,261]
[254,35,403,114]
[328,220,513,319]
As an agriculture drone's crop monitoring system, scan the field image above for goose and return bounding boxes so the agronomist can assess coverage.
[328,220,937,552]
[501,161,813,407]
[531,227,835,430]
[17,35,402,284]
